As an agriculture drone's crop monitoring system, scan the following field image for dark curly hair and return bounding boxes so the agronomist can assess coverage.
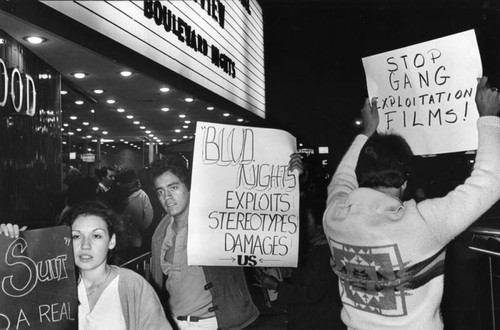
[62,200,118,238]
[355,134,414,189]
[150,154,191,190]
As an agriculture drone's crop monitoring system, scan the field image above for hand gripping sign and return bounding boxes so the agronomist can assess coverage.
[362,30,482,155]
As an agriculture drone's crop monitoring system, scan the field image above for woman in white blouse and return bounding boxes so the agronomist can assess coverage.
[1,200,171,330]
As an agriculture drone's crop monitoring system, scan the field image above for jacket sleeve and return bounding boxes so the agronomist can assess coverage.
[417,116,500,244]
[150,218,168,290]
[135,275,172,330]
[323,134,368,223]
[120,269,172,330]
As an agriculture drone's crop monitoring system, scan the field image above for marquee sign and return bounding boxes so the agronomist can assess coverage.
[41,0,265,118]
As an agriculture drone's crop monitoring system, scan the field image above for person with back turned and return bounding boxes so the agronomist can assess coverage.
[323,77,500,329]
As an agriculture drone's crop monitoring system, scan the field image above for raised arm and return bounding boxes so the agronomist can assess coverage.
[418,76,500,243]
[326,98,378,205]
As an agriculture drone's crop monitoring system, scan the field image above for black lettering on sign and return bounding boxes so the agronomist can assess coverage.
[201,125,255,166]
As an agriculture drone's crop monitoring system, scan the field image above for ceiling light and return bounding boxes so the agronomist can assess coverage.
[0,38,5,44]
[133,121,140,125]
[69,116,77,120]
[149,134,154,137]
[76,128,82,132]
[207,106,214,110]
[175,129,181,133]
[172,139,178,142]
[223,113,230,117]
[184,120,191,124]
[86,135,92,139]
[183,125,188,129]
[160,87,170,93]
[124,141,129,144]
[145,130,151,134]
[82,122,89,126]
[185,97,194,102]
[68,131,74,136]
[72,72,88,79]
[139,126,145,130]
[90,109,95,113]
[61,128,65,131]
[161,107,169,112]
[179,114,186,118]
[106,99,116,104]
[38,74,52,80]
[60,90,68,95]
[119,70,133,77]
[75,100,84,105]
[126,115,134,119]
[102,131,108,135]
[237,118,244,122]
[159,142,163,145]
[93,89,104,94]
[92,126,99,131]
[63,123,68,127]
[24,36,47,44]
[183,135,188,139]
[117,108,125,113]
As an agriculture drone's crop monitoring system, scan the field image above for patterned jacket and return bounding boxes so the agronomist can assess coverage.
[323,117,500,329]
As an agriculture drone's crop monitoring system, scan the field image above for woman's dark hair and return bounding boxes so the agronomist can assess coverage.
[355,134,414,189]
[150,154,191,190]
[62,200,118,238]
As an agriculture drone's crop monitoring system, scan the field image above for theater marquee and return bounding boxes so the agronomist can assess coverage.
[41,0,265,118]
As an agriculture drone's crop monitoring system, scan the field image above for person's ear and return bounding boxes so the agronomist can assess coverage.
[108,233,117,250]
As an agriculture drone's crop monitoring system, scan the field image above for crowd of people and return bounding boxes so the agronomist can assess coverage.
[1,76,500,329]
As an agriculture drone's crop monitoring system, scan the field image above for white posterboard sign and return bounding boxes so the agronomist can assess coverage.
[362,30,482,155]
[188,121,299,267]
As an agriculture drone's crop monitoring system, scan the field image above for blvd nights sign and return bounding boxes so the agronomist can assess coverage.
[144,0,237,78]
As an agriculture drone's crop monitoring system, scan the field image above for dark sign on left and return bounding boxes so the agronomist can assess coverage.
[0,226,78,329]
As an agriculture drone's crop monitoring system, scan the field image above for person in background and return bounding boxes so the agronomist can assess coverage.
[137,167,165,248]
[322,77,500,329]
[1,200,171,330]
[112,169,154,256]
[149,154,260,330]
[95,166,116,196]
[255,196,345,330]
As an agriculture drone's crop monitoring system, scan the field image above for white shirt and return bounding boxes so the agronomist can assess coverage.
[78,275,126,330]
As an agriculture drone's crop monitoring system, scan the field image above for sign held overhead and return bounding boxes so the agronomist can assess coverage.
[362,29,482,155]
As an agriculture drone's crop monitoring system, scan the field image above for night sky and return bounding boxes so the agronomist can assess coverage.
[259,0,500,167]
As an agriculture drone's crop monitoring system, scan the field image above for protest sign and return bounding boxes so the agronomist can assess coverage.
[0,226,77,329]
[188,121,300,267]
[362,29,482,155]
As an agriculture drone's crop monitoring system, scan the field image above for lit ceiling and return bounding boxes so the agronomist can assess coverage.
[0,8,262,152]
